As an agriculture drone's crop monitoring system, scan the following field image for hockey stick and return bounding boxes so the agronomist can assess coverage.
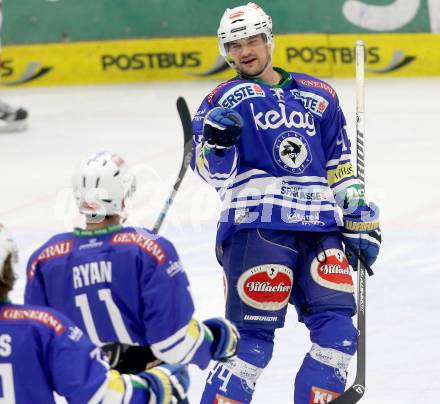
[330,40,367,404]
[152,97,193,234]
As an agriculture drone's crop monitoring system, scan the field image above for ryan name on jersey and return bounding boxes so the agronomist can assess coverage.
[72,260,112,289]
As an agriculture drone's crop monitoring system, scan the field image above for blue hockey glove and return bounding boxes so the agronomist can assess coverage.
[140,364,189,404]
[203,107,243,149]
[342,202,381,274]
[203,318,240,361]
[343,229,381,270]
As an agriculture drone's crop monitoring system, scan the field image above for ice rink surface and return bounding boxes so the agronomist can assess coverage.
[1,76,439,403]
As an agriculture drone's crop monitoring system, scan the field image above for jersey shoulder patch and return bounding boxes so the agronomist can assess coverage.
[110,229,166,264]
[28,234,74,280]
[0,304,65,334]
[292,72,337,100]
[206,78,241,105]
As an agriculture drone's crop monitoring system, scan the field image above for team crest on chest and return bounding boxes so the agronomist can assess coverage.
[273,131,312,174]
[270,88,285,103]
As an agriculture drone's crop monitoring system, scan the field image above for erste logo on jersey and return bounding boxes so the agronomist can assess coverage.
[273,131,312,174]
[291,89,329,117]
[311,248,354,293]
[218,83,265,108]
[0,307,65,334]
[28,240,73,280]
[237,264,293,310]
[309,386,341,403]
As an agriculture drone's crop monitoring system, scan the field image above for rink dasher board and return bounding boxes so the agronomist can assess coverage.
[1,33,440,87]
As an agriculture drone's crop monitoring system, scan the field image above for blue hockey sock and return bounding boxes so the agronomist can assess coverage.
[201,358,262,404]
[201,327,274,404]
[294,312,357,403]
[294,350,348,403]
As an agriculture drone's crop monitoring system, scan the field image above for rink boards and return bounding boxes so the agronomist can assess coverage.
[1,33,439,87]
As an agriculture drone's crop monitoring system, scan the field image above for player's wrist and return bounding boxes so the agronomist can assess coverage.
[343,216,380,233]
[334,183,366,211]
[203,141,235,157]
[203,141,230,151]
[342,202,380,233]
[140,368,173,404]
[140,364,189,404]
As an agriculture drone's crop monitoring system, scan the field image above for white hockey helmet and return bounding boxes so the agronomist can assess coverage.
[72,151,136,219]
[0,224,18,271]
[217,2,273,58]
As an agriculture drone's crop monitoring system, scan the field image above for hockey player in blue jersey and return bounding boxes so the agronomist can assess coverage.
[24,151,239,375]
[191,3,381,403]
[0,223,189,403]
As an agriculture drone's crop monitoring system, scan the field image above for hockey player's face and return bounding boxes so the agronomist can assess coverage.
[227,35,271,76]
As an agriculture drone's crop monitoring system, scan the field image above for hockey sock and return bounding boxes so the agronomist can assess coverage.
[201,327,274,404]
[294,312,357,404]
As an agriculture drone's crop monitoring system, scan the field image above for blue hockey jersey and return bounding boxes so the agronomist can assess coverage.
[0,302,153,403]
[24,225,215,369]
[191,68,361,246]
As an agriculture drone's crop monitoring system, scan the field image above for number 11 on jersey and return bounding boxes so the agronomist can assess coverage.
[75,288,134,346]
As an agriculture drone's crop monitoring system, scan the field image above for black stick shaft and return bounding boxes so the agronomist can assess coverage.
[152,97,193,234]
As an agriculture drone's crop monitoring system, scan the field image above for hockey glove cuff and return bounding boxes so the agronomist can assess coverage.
[342,202,381,273]
[342,201,380,234]
[203,318,239,361]
[139,364,189,404]
[203,107,243,150]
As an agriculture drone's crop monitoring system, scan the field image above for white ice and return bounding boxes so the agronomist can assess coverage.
[0,77,439,403]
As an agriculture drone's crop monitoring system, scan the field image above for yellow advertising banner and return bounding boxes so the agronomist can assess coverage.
[1,33,439,87]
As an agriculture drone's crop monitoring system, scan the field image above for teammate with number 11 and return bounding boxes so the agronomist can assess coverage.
[24,151,238,375]
[1,223,190,404]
